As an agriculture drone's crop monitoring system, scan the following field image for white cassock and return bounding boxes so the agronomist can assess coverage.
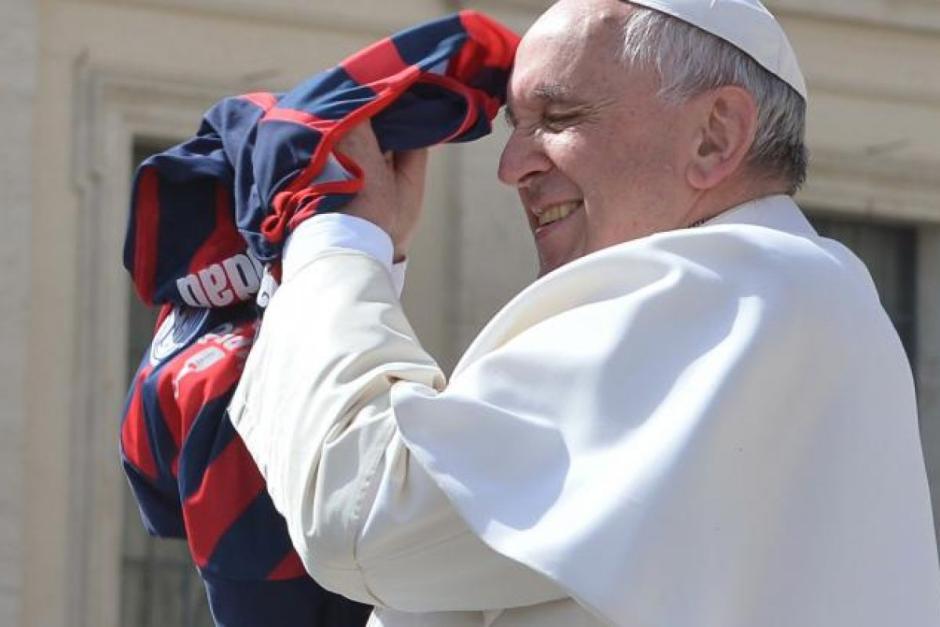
[229,194,940,627]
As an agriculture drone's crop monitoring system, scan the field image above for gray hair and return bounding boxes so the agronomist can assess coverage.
[621,6,808,194]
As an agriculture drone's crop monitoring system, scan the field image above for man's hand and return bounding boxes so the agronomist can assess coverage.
[335,122,429,262]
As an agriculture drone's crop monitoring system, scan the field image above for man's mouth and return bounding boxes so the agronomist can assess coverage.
[536,201,583,228]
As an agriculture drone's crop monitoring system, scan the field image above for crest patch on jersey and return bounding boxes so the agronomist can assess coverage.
[150,306,211,365]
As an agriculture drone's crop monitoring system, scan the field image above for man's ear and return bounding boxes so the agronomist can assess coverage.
[685,86,758,191]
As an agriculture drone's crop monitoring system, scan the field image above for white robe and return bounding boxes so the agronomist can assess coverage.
[229,195,940,626]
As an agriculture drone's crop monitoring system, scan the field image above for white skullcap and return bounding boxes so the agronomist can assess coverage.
[627,0,807,99]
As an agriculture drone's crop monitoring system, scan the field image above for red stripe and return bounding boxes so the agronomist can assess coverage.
[341,37,409,86]
[159,319,254,476]
[456,11,520,75]
[267,551,307,581]
[133,168,161,306]
[187,183,245,278]
[183,437,266,567]
[239,91,279,112]
[282,196,323,238]
[121,369,159,480]
[282,179,364,234]
[448,27,483,84]
[268,261,282,285]
[174,323,253,439]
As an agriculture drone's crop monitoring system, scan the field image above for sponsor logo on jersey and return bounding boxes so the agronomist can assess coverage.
[176,251,265,308]
[171,322,254,395]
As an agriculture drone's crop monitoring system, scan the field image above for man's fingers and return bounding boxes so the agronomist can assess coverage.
[337,124,428,187]
[336,121,385,169]
[334,124,428,261]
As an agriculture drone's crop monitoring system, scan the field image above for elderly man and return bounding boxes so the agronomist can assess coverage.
[229,0,940,625]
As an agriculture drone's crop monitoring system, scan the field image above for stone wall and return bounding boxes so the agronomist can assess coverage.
[0,0,36,624]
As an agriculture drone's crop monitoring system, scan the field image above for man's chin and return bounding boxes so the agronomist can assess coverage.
[536,251,575,278]
[533,218,586,277]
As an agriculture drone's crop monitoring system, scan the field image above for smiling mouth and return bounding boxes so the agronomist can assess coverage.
[535,201,583,229]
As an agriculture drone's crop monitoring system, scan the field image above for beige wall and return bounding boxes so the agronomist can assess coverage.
[0,2,37,625]
[2,0,938,625]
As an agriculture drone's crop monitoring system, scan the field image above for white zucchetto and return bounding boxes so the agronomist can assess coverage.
[628,0,807,99]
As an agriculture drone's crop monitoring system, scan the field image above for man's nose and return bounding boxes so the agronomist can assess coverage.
[497,129,551,188]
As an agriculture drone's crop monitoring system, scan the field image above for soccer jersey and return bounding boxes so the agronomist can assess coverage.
[119,11,518,626]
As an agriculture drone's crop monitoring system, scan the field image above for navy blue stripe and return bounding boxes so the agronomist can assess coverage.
[123,175,142,276]
[392,13,465,67]
[472,66,512,99]
[250,121,322,210]
[151,168,219,305]
[122,460,187,538]
[177,394,239,501]
[202,571,372,627]
[202,490,294,579]
[376,81,469,151]
[139,366,182,492]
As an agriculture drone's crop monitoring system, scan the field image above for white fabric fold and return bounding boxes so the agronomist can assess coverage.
[231,195,940,626]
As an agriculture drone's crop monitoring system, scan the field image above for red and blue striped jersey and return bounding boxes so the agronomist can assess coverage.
[121,303,374,625]
[123,10,519,308]
[120,11,518,626]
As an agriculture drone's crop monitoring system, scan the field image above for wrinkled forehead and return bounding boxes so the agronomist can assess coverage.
[509,0,632,102]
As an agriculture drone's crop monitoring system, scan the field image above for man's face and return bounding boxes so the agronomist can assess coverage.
[499,0,698,276]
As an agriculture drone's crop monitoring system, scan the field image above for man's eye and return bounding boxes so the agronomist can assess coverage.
[542,114,578,132]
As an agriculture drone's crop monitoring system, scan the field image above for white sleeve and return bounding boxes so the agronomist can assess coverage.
[284,213,408,297]
[229,249,565,613]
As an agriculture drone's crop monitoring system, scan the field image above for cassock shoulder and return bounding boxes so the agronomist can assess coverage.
[396,221,932,627]
[644,224,879,310]
[455,223,883,376]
